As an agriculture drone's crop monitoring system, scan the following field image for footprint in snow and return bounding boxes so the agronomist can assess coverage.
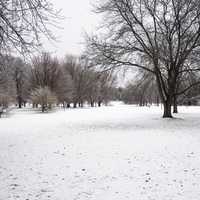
[145,178,151,183]
[10,183,20,187]
[41,189,50,193]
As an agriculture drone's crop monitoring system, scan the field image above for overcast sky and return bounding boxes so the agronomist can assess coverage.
[44,0,100,58]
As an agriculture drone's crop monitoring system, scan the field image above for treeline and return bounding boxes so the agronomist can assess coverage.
[0,53,116,112]
[121,71,160,106]
[121,69,200,113]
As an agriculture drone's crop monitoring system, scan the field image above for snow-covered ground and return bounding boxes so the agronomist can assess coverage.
[1,103,200,200]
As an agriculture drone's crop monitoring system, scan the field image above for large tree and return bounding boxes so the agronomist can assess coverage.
[86,0,200,117]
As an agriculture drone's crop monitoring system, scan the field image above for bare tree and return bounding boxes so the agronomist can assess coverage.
[63,55,117,108]
[30,53,73,106]
[30,86,57,112]
[9,57,30,108]
[122,70,159,106]
[86,0,200,118]
[84,70,100,107]
[0,0,59,55]
[0,56,16,108]
[56,69,74,108]
[96,72,117,106]
[63,55,90,108]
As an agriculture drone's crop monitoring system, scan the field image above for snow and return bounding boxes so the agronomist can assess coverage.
[1,103,200,200]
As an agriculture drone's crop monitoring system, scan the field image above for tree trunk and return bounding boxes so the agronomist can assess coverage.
[67,103,70,108]
[156,96,160,106]
[173,96,178,113]
[73,102,77,108]
[163,99,173,118]
[42,105,45,112]
[155,74,173,118]
[18,96,22,108]
[98,101,101,107]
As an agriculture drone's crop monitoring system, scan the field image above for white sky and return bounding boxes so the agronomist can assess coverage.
[44,0,100,58]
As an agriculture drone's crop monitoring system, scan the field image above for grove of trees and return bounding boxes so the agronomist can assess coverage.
[1,0,200,118]
[0,0,117,113]
[0,53,117,112]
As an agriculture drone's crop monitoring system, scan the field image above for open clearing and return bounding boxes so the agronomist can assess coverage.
[1,103,200,200]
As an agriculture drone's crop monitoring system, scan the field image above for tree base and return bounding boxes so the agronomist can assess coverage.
[163,101,173,118]
[163,115,173,118]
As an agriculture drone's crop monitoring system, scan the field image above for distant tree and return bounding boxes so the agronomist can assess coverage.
[122,70,159,106]
[30,53,73,105]
[55,71,74,108]
[174,69,200,108]
[10,57,30,108]
[63,55,89,108]
[63,55,117,108]
[30,86,57,112]
[84,70,100,107]
[0,56,16,107]
[97,72,116,106]
[113,87,123,101]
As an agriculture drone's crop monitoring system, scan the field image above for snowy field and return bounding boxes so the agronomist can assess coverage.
[1,102,200,200]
